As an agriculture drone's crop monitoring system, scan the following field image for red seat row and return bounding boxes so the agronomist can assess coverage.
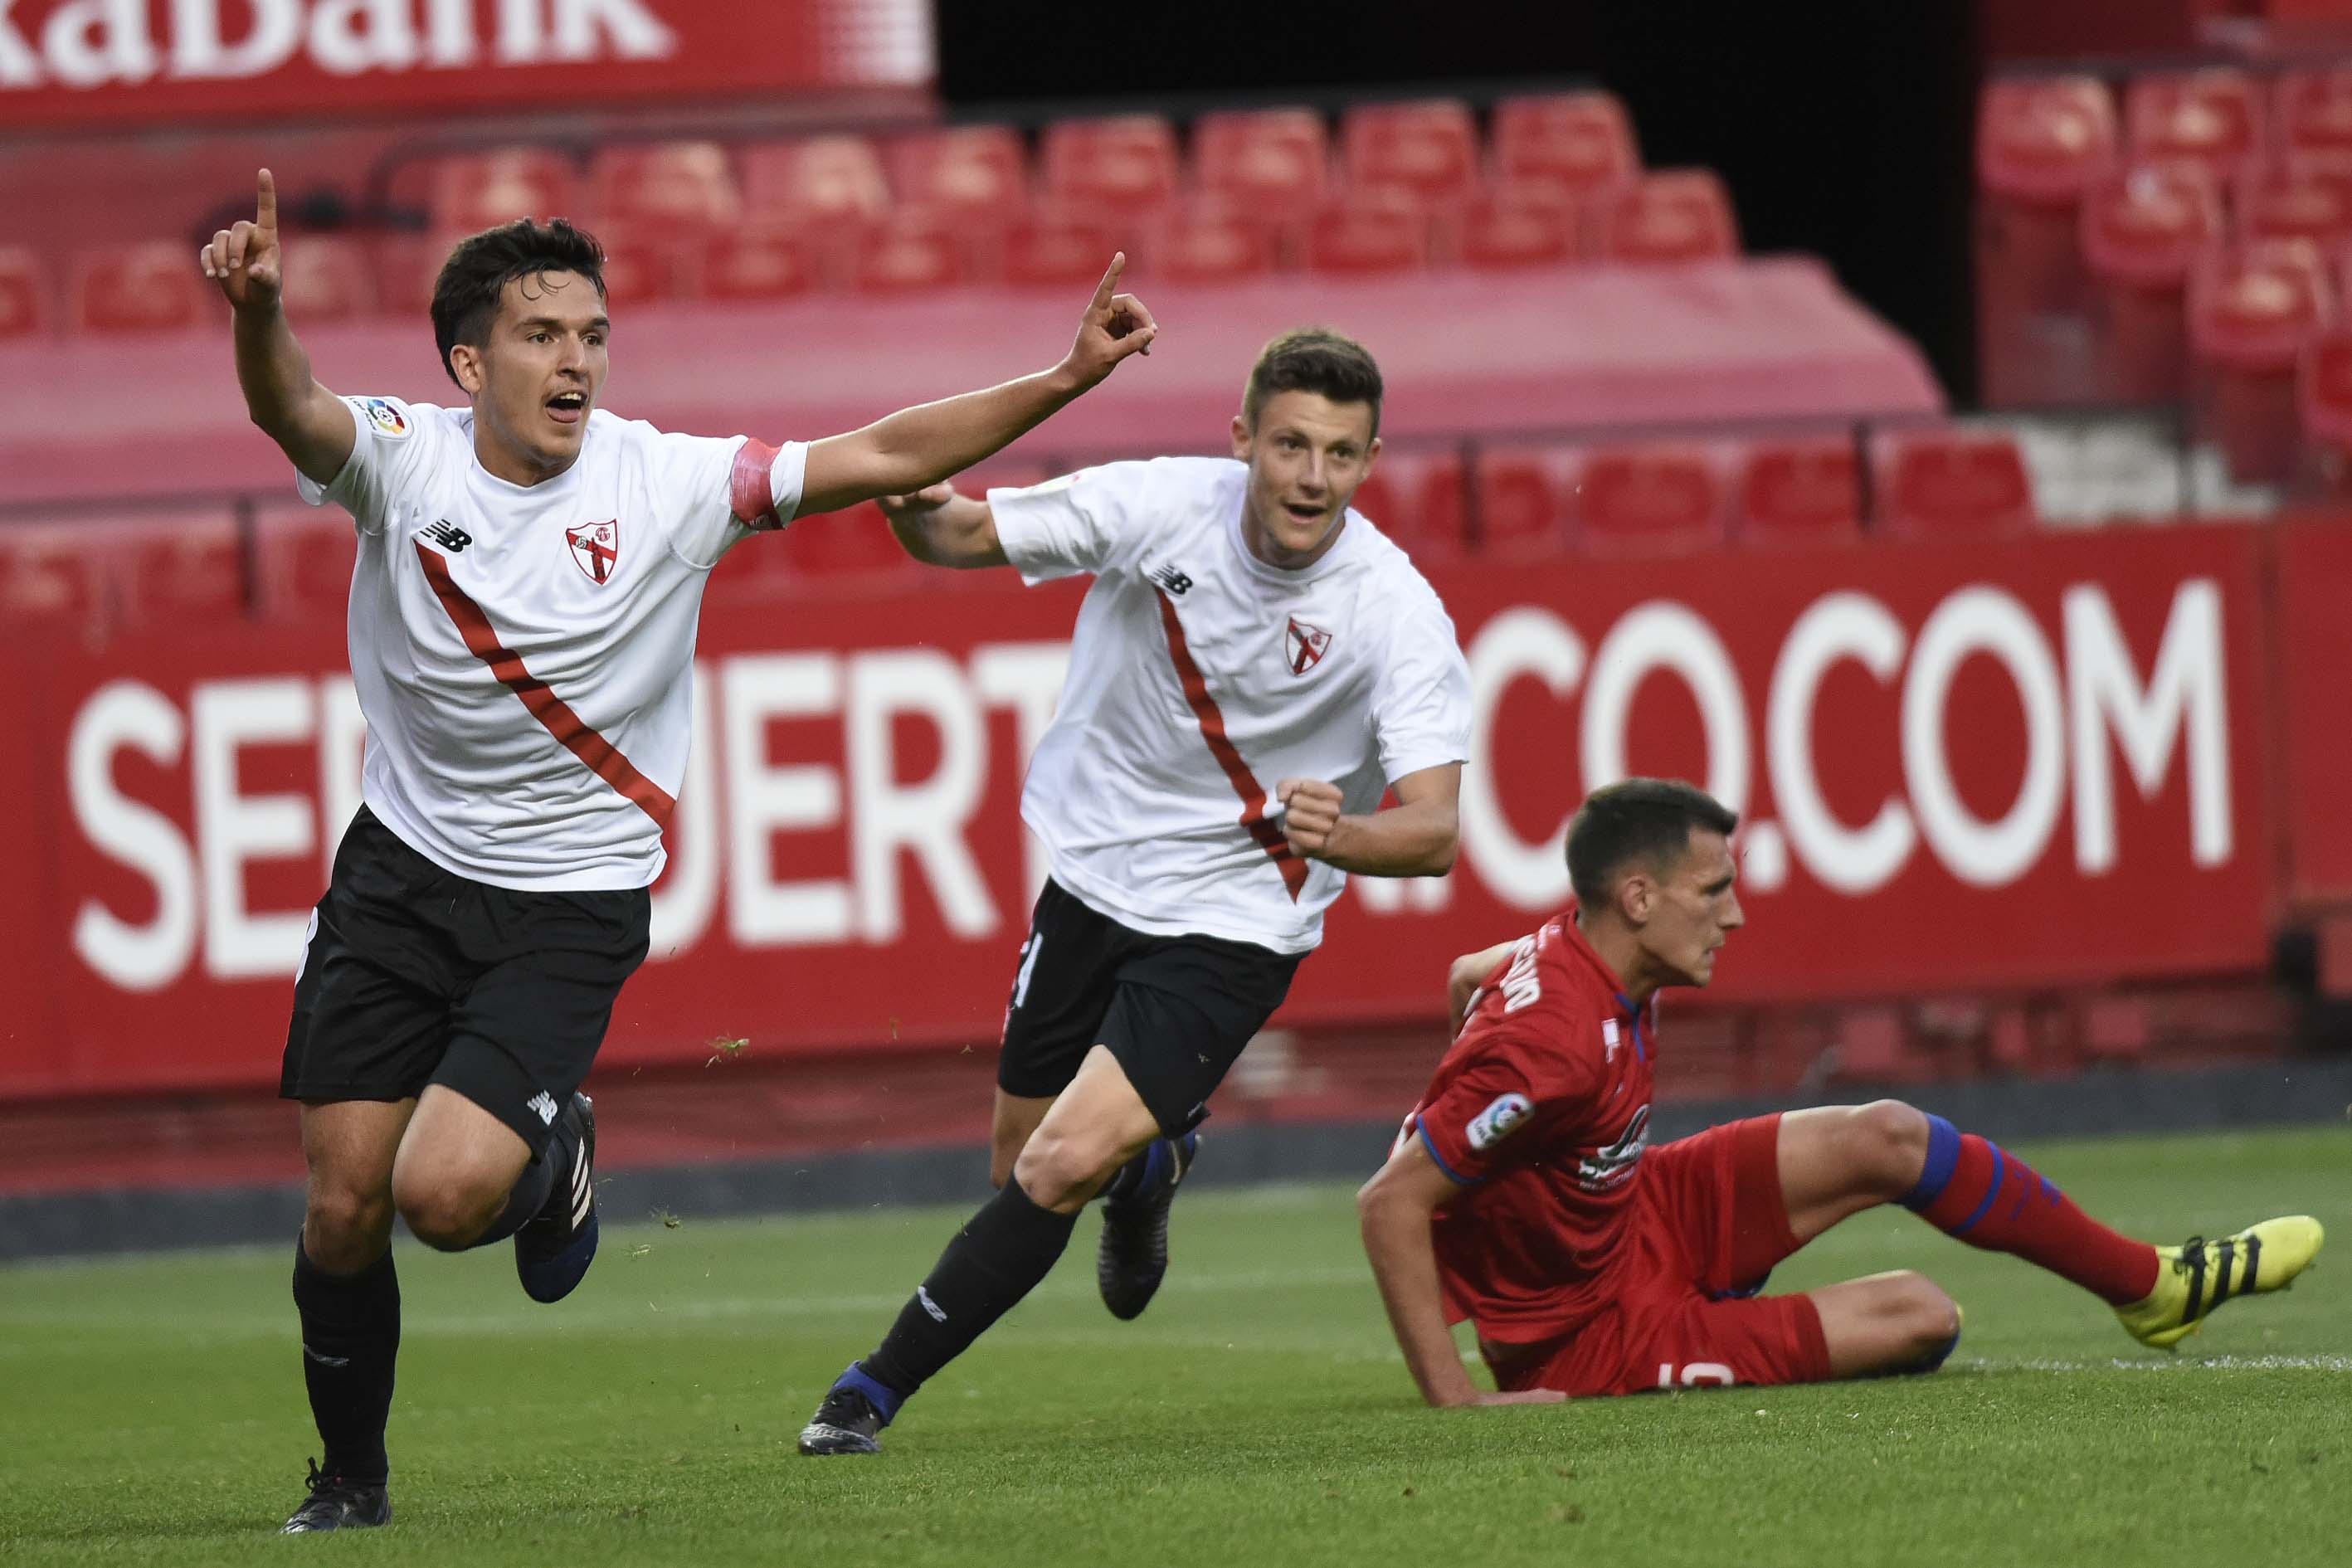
[0,431,2031,635]
[1976,67,2352,476]
[5,169,1736,335]
[424,97,1641,236]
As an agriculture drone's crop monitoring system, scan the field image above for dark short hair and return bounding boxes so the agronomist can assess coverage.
[1566,778,1740,909]
[1241,327,1384,438]
[430,218,607,387]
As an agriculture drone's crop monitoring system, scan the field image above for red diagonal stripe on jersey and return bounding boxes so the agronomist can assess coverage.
[1153,587,1307,902]
[416,543,677,827]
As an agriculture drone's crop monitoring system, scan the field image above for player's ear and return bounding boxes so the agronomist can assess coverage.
[450,342,484,397]
[1619,872,1652,925]
[1230,412,1252,460]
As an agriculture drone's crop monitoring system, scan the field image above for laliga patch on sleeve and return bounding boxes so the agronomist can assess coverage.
[1465,1091,1533,1152]
[354,397,411,440]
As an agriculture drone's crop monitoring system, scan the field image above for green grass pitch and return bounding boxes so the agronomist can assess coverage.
[2,1125,2347,1566]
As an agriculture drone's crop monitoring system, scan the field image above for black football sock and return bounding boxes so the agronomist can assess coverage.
[292,1239,400,1485]
[463,1125,568,1249]
[858,1179,1080,1412]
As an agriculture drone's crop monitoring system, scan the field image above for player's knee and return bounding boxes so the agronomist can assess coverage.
[391,1172,500,1251]
[1010,1124,1133,1213]
[304,1184,393,1270]
[1844,1099,1930,1195]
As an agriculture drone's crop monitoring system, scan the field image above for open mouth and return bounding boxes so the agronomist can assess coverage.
[546,390,587,426]
[1283,501,1326,524]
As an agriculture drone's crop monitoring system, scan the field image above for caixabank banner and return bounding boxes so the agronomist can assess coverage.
[0,0,932,129]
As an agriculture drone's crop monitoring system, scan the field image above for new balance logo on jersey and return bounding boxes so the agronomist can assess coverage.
[1285,616,1333,674]
[1149,563,1194,596]
[1575,1104,1650,1191]
[419,519,473,553]
[527,1091,559,1126]
[565,519,621,585]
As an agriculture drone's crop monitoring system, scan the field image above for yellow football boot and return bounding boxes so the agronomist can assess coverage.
[2115,1215,2325,1351]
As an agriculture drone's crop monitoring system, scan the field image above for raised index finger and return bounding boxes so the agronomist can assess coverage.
[256,168,277,233]
[1089,251,1126,312]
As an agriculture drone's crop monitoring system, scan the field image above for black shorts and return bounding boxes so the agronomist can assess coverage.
[996,879,1303,1136]
[280,806,651,1153]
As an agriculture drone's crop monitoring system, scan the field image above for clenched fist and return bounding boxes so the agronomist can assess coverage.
[1275,777,1346,860]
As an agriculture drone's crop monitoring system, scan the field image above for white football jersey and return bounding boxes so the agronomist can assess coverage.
[299,395,806,890]
[991,455,1473,954]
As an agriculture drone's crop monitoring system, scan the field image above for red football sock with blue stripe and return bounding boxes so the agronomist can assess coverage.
[1901,1116,2159,1306]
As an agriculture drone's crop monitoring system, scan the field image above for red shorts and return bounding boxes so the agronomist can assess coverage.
[1488,1115,1832,1397]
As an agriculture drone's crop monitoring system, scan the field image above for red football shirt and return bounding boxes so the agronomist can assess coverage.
[1404,908,1657,1345]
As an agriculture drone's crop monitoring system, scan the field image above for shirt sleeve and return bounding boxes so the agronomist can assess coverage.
[661,431,811,570]
[1372,595,1474,785]
[1413,1025,1594,1184]
[988,460,1154,586]
[296,396,439,537]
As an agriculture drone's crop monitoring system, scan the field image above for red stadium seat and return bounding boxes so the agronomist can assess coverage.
[0,246,47,337]
[1191,108,1332,208]
[739,135,890,224]
[1305,189,1432,275]
[2190,240,2335,481]
[1347,449,1468,558]
[1341,100,1479,206]
[1974,76,2117,405]
[72,242,208,334]
[590,141,741,232]
[1591,171,1739,264]
[1736,438,1863,544]
[275,235,377,322]
[851,212,973,294]
[1472,447,1575,554]
[124,519,246,622]
[886,125,1030,218]
[1568,444,1731,554]
[1040,114,1180,217]
[2298,324,2352,455]
[2079,162,2224,399]
[1457,181,1581,268]
[1144,198,1279,282]
[2277,67,2352,158]
[2234,159,2352,249]
[701,228,824,303]
[588,222,683,309]
[0,527,109,632]
[1873,429,2037,540]
[1002,207,1120,290]
[1977,76,2117,207]
[1491,92,1640,199]
[260,515,358,620]
[428,147,577,232]
[2125,70,2263,177]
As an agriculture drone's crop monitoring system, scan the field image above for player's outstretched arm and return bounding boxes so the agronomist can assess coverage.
[1358,1140,1566,1409]
[1278,763,1461,878]
[198,169,354,487]
[796,254,1156,518]
[876,483,1007,569]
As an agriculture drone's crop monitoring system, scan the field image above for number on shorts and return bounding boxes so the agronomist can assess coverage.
[1656,1361,1736,1388]
[1010,930,1044,1010]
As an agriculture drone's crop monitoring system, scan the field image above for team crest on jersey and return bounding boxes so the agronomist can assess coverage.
[1465,1091,1533,1152]
[565,519,621,585]
[1285,616,1333,675]
[1575,1105,1651,1191]
[356,397,409,440]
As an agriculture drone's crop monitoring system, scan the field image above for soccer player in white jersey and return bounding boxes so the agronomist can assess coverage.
[197,169,1157,1531]
[798,328,1474,1455]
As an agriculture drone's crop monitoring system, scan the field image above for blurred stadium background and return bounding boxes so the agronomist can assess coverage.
[3,0,2352,1263]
